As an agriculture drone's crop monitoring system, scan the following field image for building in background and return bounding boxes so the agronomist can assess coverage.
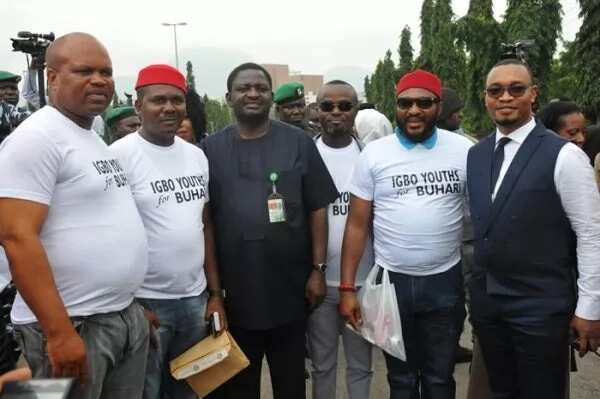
[262,64,323,104]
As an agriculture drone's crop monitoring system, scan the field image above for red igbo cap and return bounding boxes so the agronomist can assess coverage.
[396,69,442,98]
[135,64,187,93]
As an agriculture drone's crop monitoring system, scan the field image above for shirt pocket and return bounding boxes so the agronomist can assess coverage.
[276,168,303,228]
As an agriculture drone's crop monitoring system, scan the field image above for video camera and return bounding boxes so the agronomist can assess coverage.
[9,31,55,107]
[500,40,535,63]
[11,31,55,64]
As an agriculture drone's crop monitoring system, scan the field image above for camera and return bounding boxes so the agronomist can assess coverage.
[11,31,55,59]
[500,40,535,62]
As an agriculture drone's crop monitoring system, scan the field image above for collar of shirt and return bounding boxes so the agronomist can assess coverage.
[395,126,438,150]
[494,117,536,147]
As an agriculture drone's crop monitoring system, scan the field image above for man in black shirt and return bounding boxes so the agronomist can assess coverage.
[202,63,338,399]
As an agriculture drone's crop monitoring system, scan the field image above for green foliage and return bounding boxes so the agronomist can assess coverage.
[203,94,233,133]
[186,61,196,91]
[457,0,504,136]
[502,0,562,103]
[547,41,578,102]
[573,0,600,122]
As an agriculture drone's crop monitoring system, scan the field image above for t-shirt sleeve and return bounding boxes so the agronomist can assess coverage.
[0,130,61,205]
[302,136,338,211]
[348,149,375,201]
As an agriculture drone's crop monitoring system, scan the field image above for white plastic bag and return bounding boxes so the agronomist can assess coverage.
[356,264,406,360]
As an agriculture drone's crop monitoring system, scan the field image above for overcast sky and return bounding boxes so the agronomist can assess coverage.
[1,0,582,96]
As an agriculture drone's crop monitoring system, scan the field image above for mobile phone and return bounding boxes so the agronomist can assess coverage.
[2,378,74,399]
[208,312,221,337]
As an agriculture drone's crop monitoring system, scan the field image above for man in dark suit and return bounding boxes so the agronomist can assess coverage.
[467,58,600,399]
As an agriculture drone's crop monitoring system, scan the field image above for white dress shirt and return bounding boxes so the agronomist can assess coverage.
[493,117,600,320]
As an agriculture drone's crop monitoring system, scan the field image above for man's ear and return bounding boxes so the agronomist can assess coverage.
[530,85,539,105]
[225,92,232,107]
[46,68,58,94]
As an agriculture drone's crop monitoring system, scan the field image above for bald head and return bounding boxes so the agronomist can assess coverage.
[47,33,110,70]
[46,32,114,129]
[317,80,358,104]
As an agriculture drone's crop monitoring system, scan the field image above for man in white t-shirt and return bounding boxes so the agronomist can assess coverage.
[308,80,374,399]
[0,33,149,399]
[339,70,473,399]
[111,64,227,399]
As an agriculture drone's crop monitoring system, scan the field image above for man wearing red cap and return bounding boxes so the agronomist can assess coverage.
[340,70,473,399]
[0,33,149,398]
[110,64,226,399]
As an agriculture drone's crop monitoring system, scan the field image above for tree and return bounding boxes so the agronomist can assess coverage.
[363,75,372,103]
[547,41,578,102]
[112,93,120,108]
[573,0,600,122]
[186,61,196,91]
[502,0,562,103]
[417,0,435,70]
[397,26,414,76]
[457,0,504,136]
[379,50,398,122]
[428,0,467,98]
[203,94,233,133]
[366,51,397,123]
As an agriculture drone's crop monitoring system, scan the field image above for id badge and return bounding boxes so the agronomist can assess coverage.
[267,172,286,223]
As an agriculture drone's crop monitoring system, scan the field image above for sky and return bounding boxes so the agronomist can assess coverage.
[1,0,582,97]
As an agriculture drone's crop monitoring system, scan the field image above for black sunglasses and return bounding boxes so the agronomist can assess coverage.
[319,101,355,112]
[485,84,530,99]
[396,97,439,110]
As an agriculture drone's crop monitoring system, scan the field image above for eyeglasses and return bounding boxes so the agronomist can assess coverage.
[485,84,530,99]
[319,101,355,112]
[396,97,439,110]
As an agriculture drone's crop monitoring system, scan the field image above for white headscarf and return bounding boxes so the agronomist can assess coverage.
[354,109,393,144]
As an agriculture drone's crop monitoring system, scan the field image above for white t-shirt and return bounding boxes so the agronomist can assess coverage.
[0,106,148,324]
[316,138,374,286]
[111,133,209,299]
[349,129,473,276]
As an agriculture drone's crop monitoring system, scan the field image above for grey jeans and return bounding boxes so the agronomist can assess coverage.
[14,301,149,399]
[307,286,373,399]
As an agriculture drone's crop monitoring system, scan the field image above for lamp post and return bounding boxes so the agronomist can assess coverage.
[161,22,187,69]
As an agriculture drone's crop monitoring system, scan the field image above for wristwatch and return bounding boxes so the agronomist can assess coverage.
[312,263,327,274]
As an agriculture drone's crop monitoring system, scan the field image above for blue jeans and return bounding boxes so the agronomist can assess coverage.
[382,264,465,399]
[14,302,149,399]
[138,293,209,399]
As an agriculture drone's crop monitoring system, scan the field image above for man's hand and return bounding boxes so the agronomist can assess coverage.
[205,295,228,334]
[143,308,160,349]
[46,328,88,382]
[305,270,326,309]
[570,315,600,357]
[339,291,362,331]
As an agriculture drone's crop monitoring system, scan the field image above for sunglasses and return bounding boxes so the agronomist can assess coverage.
[319,101,355,112]
[485,84,530,99]
[396,97,439,110]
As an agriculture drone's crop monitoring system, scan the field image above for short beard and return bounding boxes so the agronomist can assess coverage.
[396,117,436,143]
[235,109,270,127]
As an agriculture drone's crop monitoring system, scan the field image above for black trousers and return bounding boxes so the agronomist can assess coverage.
[207,319,306,399]
[469,277,573,399]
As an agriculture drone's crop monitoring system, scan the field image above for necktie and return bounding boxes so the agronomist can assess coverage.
[490,137,511,194]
